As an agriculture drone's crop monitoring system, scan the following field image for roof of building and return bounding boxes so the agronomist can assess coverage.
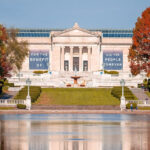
[8,28,133,38]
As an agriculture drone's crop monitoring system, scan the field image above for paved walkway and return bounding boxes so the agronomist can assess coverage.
[0,91,17,99]
[130,88,150,100]
[0,109,150,115]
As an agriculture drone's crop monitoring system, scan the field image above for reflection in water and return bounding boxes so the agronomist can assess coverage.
[0,114,150,150]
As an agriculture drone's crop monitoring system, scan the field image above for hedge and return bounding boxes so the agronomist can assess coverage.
[111,86,137,100]
[15,86,41,103]
[33,70,48,74]
[104,70,119,75]
[4,83,14,87]
[138,84,142,88]
[126,103,137,109]
[17,104,26,109]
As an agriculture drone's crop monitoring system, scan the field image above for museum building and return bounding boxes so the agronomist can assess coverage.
[10,23,143,87]
[18,23,133,73]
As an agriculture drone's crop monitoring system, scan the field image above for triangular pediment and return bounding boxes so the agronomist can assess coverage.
[52,23,101,37]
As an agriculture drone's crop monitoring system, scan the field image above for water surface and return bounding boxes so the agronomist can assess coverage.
[0,114,150,150]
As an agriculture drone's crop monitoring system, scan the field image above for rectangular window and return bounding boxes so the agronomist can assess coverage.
[64,60,69,71]
[83,61,88,71]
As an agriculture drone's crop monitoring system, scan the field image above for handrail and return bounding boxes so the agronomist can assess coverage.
[0,99,26,105]
[126,100,150,106]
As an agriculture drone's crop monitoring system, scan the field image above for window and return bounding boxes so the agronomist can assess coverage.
[64,60,69,71]
[83,61,88,71]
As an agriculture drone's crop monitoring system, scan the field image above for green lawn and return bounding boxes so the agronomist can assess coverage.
[35,88,120,105]
[138,107,150,110]
[0,107,15,110]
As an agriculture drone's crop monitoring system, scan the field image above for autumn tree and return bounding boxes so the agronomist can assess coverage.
[0,25,11,79]
[6,29,29,72]
[128,7,150,76]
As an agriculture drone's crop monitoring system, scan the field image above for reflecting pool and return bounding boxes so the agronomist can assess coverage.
[0,114,150,150]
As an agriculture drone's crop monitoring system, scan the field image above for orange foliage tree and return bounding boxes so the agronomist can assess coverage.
[128,7,150,76]
[0,25,11,79]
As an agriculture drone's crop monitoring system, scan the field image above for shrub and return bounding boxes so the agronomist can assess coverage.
[126,103,137,109]
[33,70,48,74]
[15,86,41,103]
[4,83,14,87]
[138,84,142,88]
[17,104,26,109]
[143,78,148,89]
[148,79,150,92]
[104,70,119,75]
[111,86,137,100]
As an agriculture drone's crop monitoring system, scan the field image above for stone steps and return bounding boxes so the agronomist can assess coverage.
[130,88,150,100]
[32,105,120,110]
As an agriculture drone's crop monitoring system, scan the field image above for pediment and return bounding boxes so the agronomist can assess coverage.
[52,23,101,37]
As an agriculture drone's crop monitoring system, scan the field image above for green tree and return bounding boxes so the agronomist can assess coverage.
[6,28,29,72]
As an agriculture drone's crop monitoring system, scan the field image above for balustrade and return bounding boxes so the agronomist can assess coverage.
[126,100,150,106]
[0,99,26,106]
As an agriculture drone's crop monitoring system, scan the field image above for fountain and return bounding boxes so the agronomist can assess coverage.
[71,66,81,87]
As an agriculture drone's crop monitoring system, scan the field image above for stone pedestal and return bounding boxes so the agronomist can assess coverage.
[26,96,31,110]
[71,76,80,84]
[120,96,126,111]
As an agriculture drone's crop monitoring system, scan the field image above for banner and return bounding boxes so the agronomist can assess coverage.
[29,50,49,70]
[103,51,123,70]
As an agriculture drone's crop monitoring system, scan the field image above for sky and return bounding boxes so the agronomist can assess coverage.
[0,0,149,29]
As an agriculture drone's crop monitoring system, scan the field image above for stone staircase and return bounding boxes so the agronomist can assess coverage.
[8,71,144,88]
[130,88,150,100]
[32,105,120,110]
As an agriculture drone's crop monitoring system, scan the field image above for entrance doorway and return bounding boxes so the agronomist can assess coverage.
[73,57,79,71]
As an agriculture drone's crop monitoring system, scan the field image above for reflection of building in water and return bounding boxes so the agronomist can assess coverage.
[0,119,30,150]
[121,121,149,150]
[47,122,103,150]
[1,116,150,150]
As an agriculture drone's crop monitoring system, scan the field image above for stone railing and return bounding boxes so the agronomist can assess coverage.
[0,99,26,106]
[126,100,150,106]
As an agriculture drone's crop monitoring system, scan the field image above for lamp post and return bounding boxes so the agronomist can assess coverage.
[120,79,126,111]
[26,78,31,110]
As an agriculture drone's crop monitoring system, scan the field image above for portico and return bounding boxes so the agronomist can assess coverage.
[60,46,91,72]
[50,23,101,73]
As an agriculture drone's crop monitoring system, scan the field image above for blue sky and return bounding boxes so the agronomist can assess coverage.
[0,0,149,29]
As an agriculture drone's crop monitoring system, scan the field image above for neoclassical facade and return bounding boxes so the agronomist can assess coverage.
[18,23,132,74]
[11,23,144,87]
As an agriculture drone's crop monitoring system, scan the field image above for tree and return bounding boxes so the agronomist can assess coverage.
[0,25,11,79]
[128,7,150,76]
[6,29,29,72]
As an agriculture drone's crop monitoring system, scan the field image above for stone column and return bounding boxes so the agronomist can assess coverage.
[60,47,62,71]
[100,45,103,70]
[61,46,64,72]
[70,46,73,72]
[79,47,82,72]
[88,47,91,72]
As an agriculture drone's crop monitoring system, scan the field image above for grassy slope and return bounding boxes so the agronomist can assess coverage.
[35,88,120,105]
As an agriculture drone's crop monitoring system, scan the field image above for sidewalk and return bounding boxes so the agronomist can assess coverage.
[0,109,150,115]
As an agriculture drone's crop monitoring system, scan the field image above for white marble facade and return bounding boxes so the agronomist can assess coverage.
[19,23,132,74]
